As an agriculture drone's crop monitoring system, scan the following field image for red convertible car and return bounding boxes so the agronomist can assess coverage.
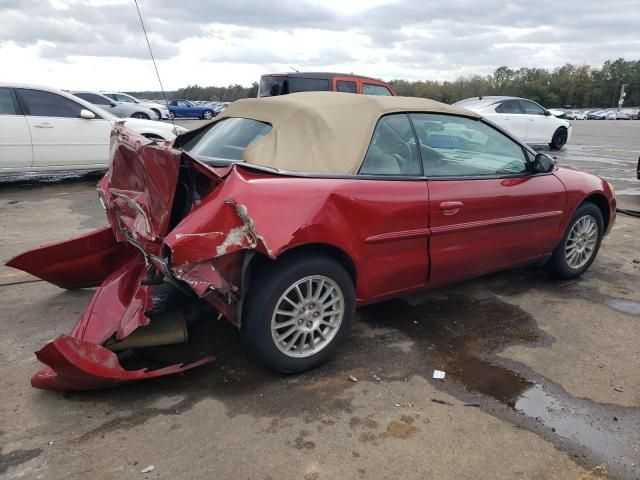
[8,92,616,391]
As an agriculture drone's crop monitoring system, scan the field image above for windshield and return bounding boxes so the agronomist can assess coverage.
[182,118,272,160]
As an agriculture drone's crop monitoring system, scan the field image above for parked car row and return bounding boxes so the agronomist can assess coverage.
[0,83,188,176]
[563,108,640,120]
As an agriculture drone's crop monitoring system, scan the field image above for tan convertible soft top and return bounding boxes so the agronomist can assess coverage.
[215,91,480,175]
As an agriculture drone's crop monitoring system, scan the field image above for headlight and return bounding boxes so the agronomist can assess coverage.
[607,181,615,196]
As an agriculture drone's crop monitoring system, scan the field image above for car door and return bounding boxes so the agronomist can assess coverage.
[0,87,33,170]
[490,99,529,140]
[16,88,111,168]
[354,113,430,300]
[519,100,550,143]
[409,113,566,288]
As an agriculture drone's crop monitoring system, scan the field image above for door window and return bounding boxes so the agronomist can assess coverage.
[114,94,135,103]
[0,88,17,115]
[409,113,528,177]
[74,92,111,105]
[359,114,421,176]
[362,83,392,96]
[495,100,523,114]
[17,89,84,118]
[336,80,357,93]
[520,100,545,115]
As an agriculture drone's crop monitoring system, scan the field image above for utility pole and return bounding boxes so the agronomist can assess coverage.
[617,84,627,110]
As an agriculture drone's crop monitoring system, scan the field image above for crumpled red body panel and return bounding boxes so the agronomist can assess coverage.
[33,336,213,391]
[24,236,214,391]
[6,227,137,290]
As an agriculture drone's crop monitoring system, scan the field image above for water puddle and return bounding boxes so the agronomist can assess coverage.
[606,298,640,316]
[358,295,640,479]
[616,188,640,196]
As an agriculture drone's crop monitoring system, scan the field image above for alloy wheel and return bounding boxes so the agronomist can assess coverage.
[565,214,598,269]
[270,275,344,358]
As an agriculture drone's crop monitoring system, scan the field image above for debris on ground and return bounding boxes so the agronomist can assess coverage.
[464,403,481,407]
[431,398,454,406]
[393,403,401,407]
[613,386,624,392]
[140,465,155,474]
[432,370,446,380]
[348,375,358,383]
[372,374,381,382]
[47,440,54,446]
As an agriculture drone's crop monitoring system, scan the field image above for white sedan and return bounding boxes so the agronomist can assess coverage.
[0,83,187,176]
[454,96,572,149]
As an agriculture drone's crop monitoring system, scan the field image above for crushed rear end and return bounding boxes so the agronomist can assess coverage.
[7,124,273,390]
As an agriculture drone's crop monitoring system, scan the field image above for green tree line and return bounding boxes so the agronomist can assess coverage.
[129,58,639,108]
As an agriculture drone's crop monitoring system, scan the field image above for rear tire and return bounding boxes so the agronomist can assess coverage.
[549,127,568,150]
[241,254,355,374]
[132,112,149,119]
[202,110,214,120]
[547,202,603,279]
[168,111,176,120]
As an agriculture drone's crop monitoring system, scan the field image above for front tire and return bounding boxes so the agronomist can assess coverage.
[202,110,214,120]
[131,112,150,119]
[241,254,355,374]
[547,202,603,279]
[549,127,568,150]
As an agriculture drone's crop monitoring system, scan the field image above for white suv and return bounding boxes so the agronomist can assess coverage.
[0,83,187,176]
[454,96,572,149]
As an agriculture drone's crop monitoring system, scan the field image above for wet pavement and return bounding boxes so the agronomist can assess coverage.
[0,120,639,479]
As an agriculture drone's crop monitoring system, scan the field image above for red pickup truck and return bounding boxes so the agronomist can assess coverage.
[258,72,396,97]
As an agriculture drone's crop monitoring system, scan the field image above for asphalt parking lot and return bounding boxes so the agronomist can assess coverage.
[0,121,638,479]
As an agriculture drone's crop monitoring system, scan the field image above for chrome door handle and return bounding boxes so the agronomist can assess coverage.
[33,123,53,128]
[440,201,464,215]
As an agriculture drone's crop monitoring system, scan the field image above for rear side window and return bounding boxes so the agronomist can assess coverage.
[258,76,330,96]
[182,118,272,160]
[495,100,523,114]
[288,77,330,93]
[362,83,392,96]
[359,114,421,176]
[17,89,84,118]
[336,80,357,93]
[0,88,16,115]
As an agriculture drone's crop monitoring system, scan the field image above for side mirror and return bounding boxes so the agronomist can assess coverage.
[533,153,555,173]
[80,109,96,119]
[544,110,551,116]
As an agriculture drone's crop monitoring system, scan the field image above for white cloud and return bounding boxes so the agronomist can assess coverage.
[0,0,637,91]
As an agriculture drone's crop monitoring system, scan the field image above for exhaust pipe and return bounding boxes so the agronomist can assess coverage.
[105,311,188,352]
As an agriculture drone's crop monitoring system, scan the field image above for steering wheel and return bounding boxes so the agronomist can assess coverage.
[387,141,414,171]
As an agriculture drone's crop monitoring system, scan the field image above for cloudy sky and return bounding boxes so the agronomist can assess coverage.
[1,0,638,91]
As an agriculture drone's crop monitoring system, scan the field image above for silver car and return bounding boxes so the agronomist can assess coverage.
[102,92,171,119]
[71,91,158,119]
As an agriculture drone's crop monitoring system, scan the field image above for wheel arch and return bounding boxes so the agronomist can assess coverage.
[581,193,610,232]
[246,242,356,287]
[237,242,357,329]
